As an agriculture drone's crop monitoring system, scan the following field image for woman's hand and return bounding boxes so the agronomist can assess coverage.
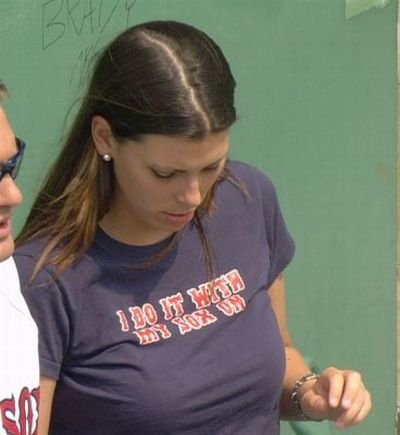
[299,367,372,429]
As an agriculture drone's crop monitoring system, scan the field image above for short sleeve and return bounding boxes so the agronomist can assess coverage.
[14,254,71,380]
[258,173,295,289]
[226,161,295,290]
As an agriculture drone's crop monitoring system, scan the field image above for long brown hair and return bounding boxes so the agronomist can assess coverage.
[16,21,237,276]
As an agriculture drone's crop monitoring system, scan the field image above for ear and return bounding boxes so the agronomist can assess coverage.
[91,115,116,157]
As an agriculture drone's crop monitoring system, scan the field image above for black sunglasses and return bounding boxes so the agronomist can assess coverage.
[0,138,26,182]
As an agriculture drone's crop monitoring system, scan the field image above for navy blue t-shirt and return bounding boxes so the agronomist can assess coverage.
[15,161,295,435]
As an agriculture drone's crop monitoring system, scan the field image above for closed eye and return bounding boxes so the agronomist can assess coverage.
[151,160,224,180]
[202,164,220,173]
[152,169,175,179]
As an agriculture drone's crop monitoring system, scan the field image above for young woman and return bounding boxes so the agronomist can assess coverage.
[15,21,371,434]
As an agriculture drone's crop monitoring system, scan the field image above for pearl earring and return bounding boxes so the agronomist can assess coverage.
[102,154,112,162]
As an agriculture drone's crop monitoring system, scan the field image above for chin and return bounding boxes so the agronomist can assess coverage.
[0,237,15,262]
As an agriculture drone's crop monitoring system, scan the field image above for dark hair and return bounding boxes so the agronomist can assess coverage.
[92,20,236,138]
[17,20,237,275]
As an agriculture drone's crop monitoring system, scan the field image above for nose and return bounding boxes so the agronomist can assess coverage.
[176,176,202,208]
[0,175,23,208]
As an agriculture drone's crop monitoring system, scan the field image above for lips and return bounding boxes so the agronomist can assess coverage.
[0,216,11,226]
[0,217,11,239]
[163,210,195,226]
[167,211,194,217]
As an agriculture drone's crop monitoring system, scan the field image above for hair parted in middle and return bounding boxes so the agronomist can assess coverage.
[17,20,238,274]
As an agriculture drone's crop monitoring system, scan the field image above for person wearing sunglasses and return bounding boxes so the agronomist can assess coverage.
[0,81,39,433]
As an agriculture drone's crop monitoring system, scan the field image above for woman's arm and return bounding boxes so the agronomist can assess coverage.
[269,274,371,428]
[38,376,57,435]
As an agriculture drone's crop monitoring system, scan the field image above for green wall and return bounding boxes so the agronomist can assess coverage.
[1,1,397,434]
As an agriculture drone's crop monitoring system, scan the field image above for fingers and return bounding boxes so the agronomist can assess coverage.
[340,371,363,409]
[352,390,372,425]
[322,368,345,408]
[334,383,372,429]
[307,367,371,427]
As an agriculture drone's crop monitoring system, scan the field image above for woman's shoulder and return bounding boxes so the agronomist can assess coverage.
[228,159,273,182]
[225,160,277,199]
[13,237,56,284]
[14,235,100,294]
[14,236,50,260]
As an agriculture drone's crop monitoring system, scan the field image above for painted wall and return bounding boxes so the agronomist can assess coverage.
[1,1,397,433]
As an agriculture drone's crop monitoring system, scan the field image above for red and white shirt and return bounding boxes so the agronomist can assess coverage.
[0,257,39,435]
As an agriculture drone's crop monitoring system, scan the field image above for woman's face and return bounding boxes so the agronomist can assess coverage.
[101,130,230,245]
